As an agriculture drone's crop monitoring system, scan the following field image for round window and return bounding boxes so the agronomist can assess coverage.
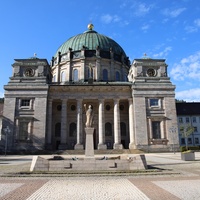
[105,105,111,111]
[71,105,76,111]
[57,105,62,111]
[120,105,124,111]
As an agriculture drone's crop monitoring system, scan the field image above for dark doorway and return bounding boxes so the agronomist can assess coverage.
[93,129,97,149]
[56,140,60,150]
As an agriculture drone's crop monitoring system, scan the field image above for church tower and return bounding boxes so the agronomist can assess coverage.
[3,56,51,151]
[128,56,179,151]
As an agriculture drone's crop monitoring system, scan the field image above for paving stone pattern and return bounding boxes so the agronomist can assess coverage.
[27,178,149,200]
[0,183,23,197]
[153,180,200,200]
[1,153,200,199]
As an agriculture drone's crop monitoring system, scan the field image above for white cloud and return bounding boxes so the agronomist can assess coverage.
[131,2,154,17]
[194,19,200,27]
[170,51,200,80]
[101,14,120,24]
[162,7,186,18]
[185,18,200,33]
[141,24,150,31]
[153,46,172,58]
[176,88,200,102]
[185,26,198,33]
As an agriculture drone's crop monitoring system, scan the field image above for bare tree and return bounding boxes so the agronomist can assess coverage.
[180,124,194,151]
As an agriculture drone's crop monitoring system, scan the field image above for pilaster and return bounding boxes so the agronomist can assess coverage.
[113,99,123,149]
[98,99,107,149]
[75,99,84,149]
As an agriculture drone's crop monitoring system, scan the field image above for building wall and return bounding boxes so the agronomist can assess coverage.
[178,115,200,147]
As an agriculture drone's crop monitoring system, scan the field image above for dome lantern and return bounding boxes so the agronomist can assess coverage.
[87,23,94,30]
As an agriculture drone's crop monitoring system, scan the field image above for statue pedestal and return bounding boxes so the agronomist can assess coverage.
[85,127,95,159]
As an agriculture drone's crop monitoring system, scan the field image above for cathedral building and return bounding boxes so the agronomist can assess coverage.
[1,24,179,153]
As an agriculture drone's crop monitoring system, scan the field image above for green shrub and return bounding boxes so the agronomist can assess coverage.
[180,146,186,152]
[188,146,200,151]
[180,146,200,152]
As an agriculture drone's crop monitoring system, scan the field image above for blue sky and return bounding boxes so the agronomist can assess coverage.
[1,0,200,101]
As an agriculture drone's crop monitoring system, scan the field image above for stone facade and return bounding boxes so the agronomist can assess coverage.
[1,25,179,153]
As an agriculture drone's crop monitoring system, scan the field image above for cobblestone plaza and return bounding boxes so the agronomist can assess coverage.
[1,153,200,199]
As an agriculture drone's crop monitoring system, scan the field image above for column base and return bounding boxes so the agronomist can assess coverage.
[113,143,123,149]
[129,142,136,149]
[98,144,107,150]
[74,144,84,150]
[58,144,68,150]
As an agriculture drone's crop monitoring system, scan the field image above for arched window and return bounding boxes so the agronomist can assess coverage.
[55,123,61,137]
[73,69,78,82]
[120,122,126,136]
[103,69,108,81]
[69,122,77,137]
[53,75,56,82]
[116,71,120,81]
[88,67,93,78]
[61,71,66,82]
[105,122,112,136]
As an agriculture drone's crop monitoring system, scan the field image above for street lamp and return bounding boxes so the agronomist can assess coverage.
[3,126,11,156]
[169,126,177,154]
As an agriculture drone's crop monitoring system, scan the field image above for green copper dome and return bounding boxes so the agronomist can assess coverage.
[54,27,127,58]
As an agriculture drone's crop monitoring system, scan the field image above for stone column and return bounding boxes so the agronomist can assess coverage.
[149,118,153,139]
[128,98,135,149]
[113,99,123,149]
[75,99,84,149]
[98,99,107,149]
[15,118,19,142]
[46,99,53,149]
[160,120,165,139]
[59,99,68,150]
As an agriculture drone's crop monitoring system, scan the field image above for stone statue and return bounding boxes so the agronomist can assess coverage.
[84,104,93,128]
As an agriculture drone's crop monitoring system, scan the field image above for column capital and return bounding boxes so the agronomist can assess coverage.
[98,99,105,103]
[62,99,68,103]
[77,99,83,103]
[128,98,133,102]
[114,99,120,104]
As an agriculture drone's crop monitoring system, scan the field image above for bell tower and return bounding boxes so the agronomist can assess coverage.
[3,56,51,152]
[128,56,179,152]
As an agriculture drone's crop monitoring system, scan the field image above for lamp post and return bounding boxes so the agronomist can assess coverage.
[3,126,11,156]
[169,126,177,154]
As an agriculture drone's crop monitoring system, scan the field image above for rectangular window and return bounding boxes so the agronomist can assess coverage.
[195,138,199,144]
[152,121,161,139]
[188,138,192,144]
[186,117,190,123]
[19,122,29,141]
[21,99,30,107]
[150,99,159,107]
[179,117,183,123]
[181,138,185,145]
[193,117,197,123]
[194,127,198,132]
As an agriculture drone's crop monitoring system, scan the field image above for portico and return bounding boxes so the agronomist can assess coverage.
[46,84,133,150]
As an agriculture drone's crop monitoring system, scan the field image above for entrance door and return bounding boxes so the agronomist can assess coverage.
[93,129,97,149]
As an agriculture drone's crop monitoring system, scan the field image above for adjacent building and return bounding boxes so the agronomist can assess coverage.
[1,24,179,153]
[176,102,200,147]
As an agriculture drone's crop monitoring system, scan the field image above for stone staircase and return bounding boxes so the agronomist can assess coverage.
[56,149,144,155]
